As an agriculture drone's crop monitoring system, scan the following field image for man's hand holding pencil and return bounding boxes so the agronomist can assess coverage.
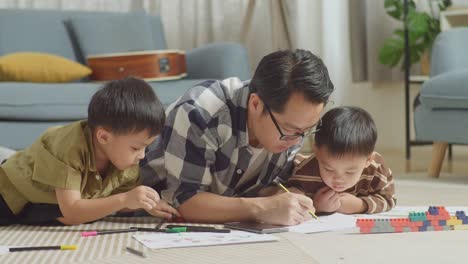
[253,192,316,226]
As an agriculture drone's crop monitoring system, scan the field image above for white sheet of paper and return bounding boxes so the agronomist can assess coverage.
[0,246,10,255]
[133,230,279,250]
[288,213,356,234]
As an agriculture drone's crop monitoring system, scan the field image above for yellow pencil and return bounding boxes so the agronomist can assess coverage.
[276,182,320,221]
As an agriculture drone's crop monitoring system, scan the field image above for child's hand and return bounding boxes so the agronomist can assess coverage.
[145,200,181,219]
[312,186,341,213]
[337,193,368,214]
[124,186,160,210]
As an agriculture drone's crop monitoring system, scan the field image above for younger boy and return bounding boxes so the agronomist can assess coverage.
[288,106,395,214]
[0,77,179,225]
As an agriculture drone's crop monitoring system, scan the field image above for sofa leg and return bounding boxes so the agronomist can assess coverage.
[428,142,448,178]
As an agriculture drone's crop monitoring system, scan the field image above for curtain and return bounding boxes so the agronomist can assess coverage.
[0,0,414,102]
[154,0,292,75]
[4,0,463,83]
[350,0,404,82]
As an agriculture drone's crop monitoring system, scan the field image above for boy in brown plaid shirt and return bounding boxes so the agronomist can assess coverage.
[288,106,396,214]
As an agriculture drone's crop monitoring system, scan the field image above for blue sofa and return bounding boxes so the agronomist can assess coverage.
[0,8,250,150]
[414,28,468,177]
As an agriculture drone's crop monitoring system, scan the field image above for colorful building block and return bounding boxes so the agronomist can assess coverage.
[356,206,468,234]
[447,216,462,226]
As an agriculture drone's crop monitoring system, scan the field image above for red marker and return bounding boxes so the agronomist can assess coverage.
[81,228,137,237]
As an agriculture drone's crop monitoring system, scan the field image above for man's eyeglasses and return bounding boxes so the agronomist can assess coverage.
[264,104,321,141]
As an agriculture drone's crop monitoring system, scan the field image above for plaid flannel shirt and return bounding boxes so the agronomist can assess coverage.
[140,78,302,207]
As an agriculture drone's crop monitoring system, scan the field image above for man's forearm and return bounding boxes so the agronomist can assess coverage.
[257,186,283,197]
[258,186,304,197]
[177,192,264,223]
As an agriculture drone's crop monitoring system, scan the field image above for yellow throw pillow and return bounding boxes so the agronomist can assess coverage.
[0,52,92,83]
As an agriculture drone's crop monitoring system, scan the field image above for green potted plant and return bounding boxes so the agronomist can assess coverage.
[379,0,452,73]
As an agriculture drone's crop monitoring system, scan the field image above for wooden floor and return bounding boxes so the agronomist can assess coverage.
[380,145,468,181]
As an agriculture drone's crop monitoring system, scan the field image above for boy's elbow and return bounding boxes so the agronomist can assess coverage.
[58,204,85,225]
[57,216,85,225]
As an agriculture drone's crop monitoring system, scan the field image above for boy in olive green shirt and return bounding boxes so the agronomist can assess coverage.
[0,77,179,225]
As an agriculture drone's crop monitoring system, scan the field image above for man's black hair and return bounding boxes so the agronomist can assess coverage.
[315,106,377,157]
[250,49,334,113]
[88,76,165,136]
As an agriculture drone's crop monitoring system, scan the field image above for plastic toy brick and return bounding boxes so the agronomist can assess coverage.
[403,227,411,232]
[438,208,451,219]
[434,214,450,221]
[453,225,468,230]
[456,211,466,217]
[411,221,423,227]
[409,212,427,222]
[359,227,372,234]
[391,218,409,227]
[455,211,468,224]
[374,219,392,228]
[438,206,449,213]
[356,219,375,228]
[447,216,462,226]
[421,220,432,227]
[356,207,468,234]
[425,212,436,221]
[428,206,439,215]
[372,226,396,233]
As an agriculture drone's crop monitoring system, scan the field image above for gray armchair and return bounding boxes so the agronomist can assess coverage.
[414,28,468,177]
[0,9,250,150]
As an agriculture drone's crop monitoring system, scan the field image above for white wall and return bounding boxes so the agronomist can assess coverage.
[344,81,421,152]
[301,81,415,153]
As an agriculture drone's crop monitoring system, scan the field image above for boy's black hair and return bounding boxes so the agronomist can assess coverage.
[315,106,377,157]
[88,76,165,136]
[249,49,334,113]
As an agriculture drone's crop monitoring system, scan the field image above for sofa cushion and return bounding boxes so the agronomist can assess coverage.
[0,82,100,121]
[414,104,468,144]
[420,69,468,109]
[149,16,167,50]
[148,79,206,107]
[0,9,77,61]
[0,52,91,82]
[0,80,204,121]
[70,11,155,59]
[62,11,167,65]
[0,120,71,150]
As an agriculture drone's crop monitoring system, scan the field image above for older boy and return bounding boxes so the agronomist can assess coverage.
[0,77,179,225]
